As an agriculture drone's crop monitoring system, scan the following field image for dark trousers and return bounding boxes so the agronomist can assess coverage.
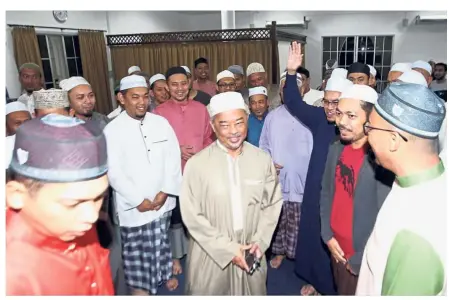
[331,259,358,295]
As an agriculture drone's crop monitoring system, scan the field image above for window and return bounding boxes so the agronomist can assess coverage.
[37,34,83,89]
[322,35,394,92]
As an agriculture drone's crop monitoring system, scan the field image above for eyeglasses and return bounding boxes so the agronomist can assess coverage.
[363,122,408,142]
[321,99,339,107]
[218,83,236,88]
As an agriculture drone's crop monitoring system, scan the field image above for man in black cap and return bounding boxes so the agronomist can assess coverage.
[347,62,371,86]
[358,82,446,296]
[6,114,114,295]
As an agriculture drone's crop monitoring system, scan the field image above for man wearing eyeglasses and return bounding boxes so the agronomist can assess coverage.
[284,42,352,296]
[319,84,395,295]
[357,82,446,296]
[216,70,237,94]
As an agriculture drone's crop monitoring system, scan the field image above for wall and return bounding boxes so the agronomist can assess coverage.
[6,11,108,98]
[236,11,447,88]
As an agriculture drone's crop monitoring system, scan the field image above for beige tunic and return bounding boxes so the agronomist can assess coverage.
[180,141,283,295]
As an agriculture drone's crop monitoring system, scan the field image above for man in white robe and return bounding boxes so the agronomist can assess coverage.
[104,75,182,295]
[180,92,283,295]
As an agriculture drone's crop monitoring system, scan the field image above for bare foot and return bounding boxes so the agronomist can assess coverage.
[172,259,182,275]
[165,278,179,291]
[300,284,320,296]
[131,288,149,296]
[269,255,285,269]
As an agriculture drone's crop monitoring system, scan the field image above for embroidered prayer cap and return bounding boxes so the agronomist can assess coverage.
[398,70,428,87]
[216,70,235,83]
[209,92,249,118]
[325,77,353,93]
[10,113,108,182]
[149,74,166,86]
[33,89,70,109]
[248,86,268,98]
[120,75,148,91]
[59,76,90,92]
[339,84,378,104]
[390,62,412,73]
[411,60,432,75]
[246,62,265,77]
[181,66,191,75]
[347,62,370,77]
[128,66,141,75]
[6,101,29,116]
[280,71,302,85]
[228,65,244,76]
[165,66,187,80]
[331,68,348,79]
[368,65,377,77]
[375,82,446,139]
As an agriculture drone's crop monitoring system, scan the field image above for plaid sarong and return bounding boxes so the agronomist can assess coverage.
[271,201,301,258]
[120,211,173,295]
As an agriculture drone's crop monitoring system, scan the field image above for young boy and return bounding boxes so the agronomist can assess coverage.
[6,113,114,295]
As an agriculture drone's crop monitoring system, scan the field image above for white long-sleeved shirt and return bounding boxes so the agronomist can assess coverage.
[104,111,182,227]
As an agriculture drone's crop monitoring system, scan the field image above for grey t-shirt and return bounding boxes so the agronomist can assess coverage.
[430,79,447,92]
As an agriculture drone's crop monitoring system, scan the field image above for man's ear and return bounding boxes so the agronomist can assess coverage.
[117,93,126,106]
[6,180,29,210]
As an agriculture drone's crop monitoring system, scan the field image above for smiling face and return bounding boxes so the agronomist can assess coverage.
[322,91,341,122]
[6,111,31,136]
[335,98,368,145]
[249,94,268,120]
[195,63,209,80]
[6,175,108,241]
[212,109,248,152]
[167,74,190,102]
[118,87,149,120]
[68,84,95,117]
[150,80,169,105]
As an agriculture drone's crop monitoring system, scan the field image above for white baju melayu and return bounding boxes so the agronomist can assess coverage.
[103,111,182,294]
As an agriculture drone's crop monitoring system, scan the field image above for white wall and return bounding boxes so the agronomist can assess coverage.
[235,11,447,88]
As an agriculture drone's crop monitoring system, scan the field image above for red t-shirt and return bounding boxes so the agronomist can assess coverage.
[330,145,366,260]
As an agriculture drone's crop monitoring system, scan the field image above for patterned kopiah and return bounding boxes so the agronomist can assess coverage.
[10,114,107,182]
[375,82,446,138]
[33,89,70,109]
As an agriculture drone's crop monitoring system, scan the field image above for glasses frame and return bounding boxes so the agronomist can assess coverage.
[363,122,408,142]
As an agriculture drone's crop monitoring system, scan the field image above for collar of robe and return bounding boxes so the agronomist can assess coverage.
[216,140,243,156]
[396,160,445,188]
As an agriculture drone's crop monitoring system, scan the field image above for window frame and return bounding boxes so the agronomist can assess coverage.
[321,35,394,93]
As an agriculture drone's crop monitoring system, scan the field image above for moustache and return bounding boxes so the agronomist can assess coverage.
[338,125,351,132]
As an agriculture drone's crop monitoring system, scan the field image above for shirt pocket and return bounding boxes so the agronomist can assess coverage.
[147,138,168,162]
[243,179,264,206]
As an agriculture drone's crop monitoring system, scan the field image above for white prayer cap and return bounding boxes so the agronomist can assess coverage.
[246,62,265,76]
[411,60,432,75]
[6,101,29,116]
[331,68,348,79]
[216,70,235,83]
[181,66,191,75]
[390,62,412,73]
[59,76,90,91]
[280,71,302,86]
[339,84,378,104]
[128,66,141,75]
[248,86,268,98]
[120,75,148,91]
[325,77,353,93]
[149,73,166,86]
[209,92,248,118]
[368,65,377,77]
[398,70,428,87]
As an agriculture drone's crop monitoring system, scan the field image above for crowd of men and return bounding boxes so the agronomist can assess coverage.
[5,41,447,296]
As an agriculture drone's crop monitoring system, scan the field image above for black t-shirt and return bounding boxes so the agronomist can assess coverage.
[194,90,212,106]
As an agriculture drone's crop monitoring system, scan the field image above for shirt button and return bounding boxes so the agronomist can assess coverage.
[91,282,97,288]
[67,243,76,251]
[144,136,147,138]
[85,266,91,271]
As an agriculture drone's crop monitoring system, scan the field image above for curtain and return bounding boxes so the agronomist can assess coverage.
[11,26,43,71]
[79,30,112,115]
[110,40,273,84]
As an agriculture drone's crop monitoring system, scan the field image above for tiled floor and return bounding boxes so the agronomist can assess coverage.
[157,257,306,296]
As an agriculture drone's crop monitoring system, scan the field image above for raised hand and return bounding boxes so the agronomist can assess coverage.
[287,41,304,74]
